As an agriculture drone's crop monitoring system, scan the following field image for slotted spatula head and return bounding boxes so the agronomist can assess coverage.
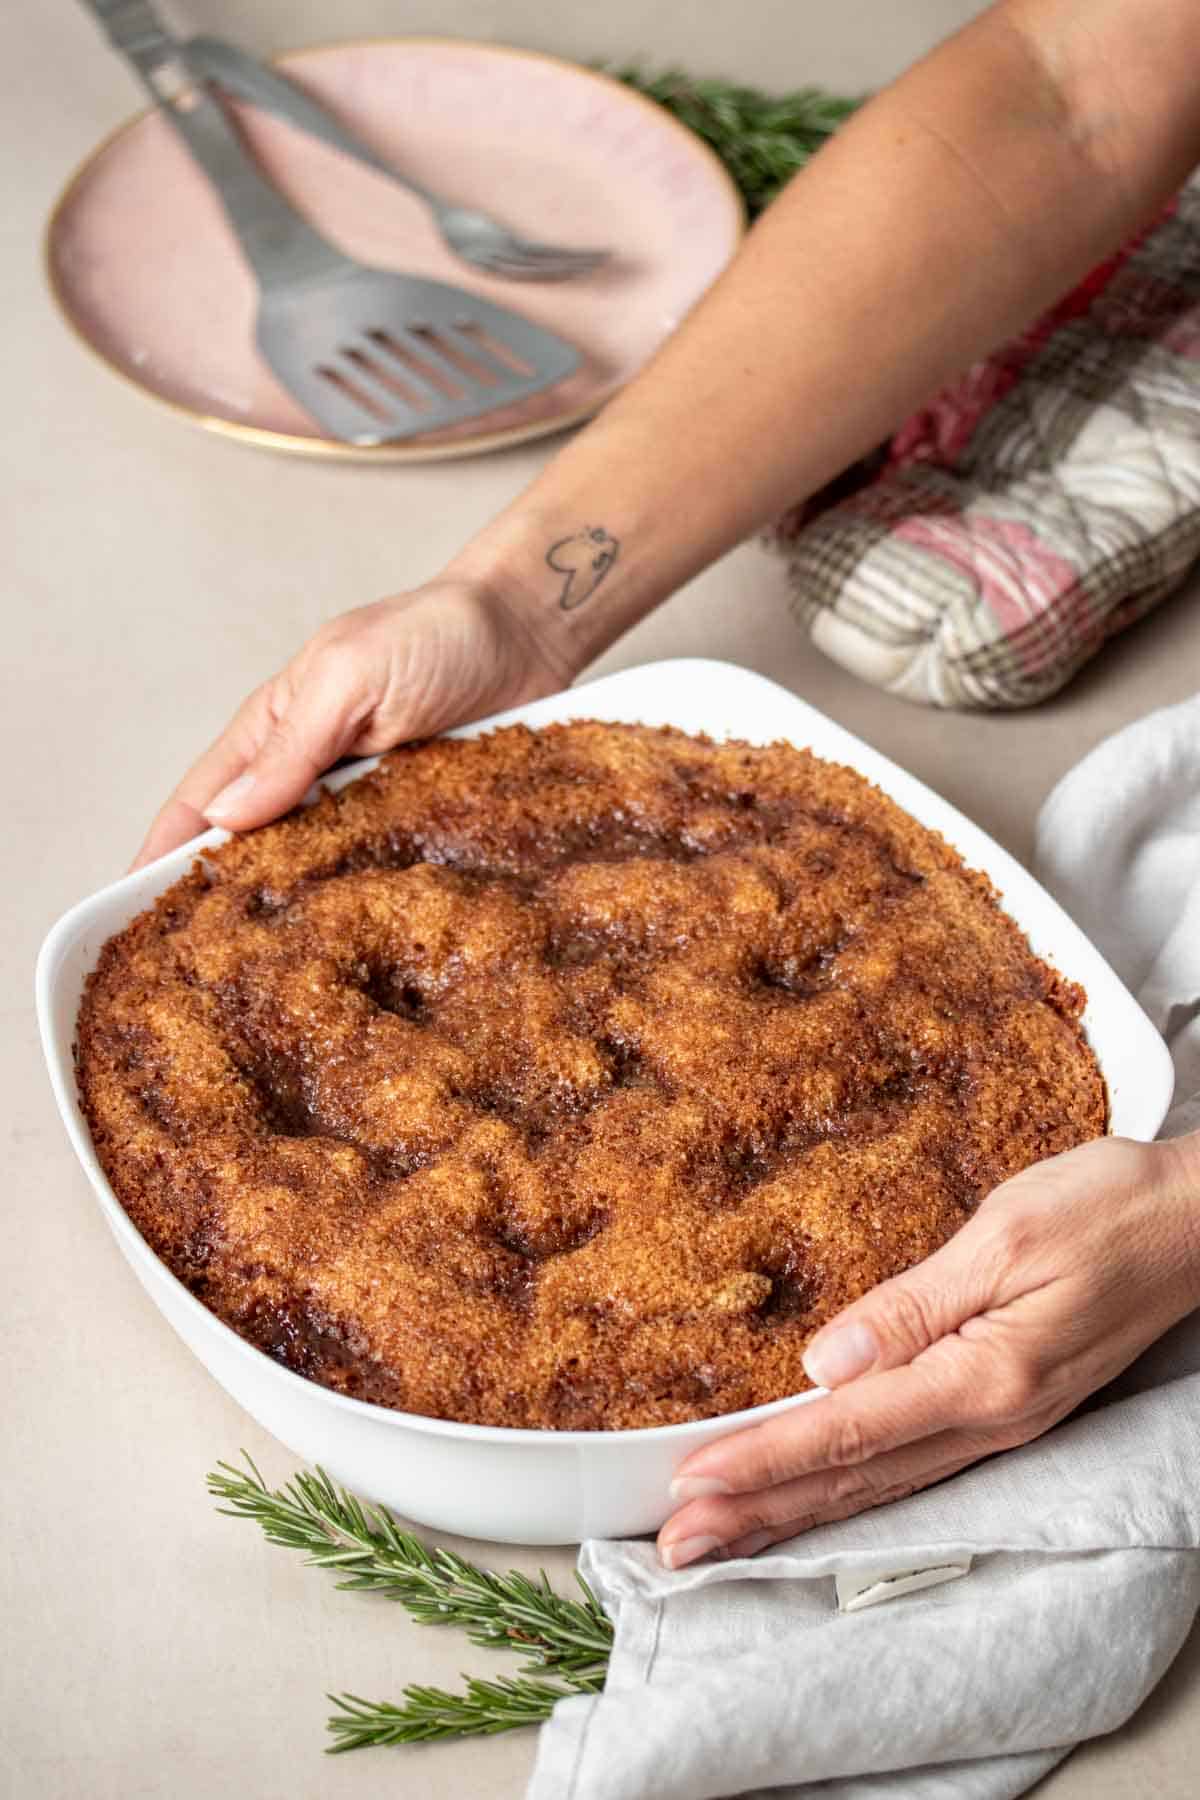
[258,269,581,445]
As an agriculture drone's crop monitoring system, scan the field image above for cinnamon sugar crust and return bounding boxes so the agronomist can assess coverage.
[75,722,1107,1430]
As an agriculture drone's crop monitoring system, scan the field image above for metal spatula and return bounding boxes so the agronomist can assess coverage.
[180,34,610,283]
[81,1,581,445]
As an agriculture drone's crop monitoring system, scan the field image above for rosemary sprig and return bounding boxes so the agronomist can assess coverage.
[611,66,862,217]
[208,1454,612,1713]
[326,1675,588,1751]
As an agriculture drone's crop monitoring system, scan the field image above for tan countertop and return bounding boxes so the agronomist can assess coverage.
[5,5,1198,1797]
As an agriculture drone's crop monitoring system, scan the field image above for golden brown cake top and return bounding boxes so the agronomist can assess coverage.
[76,721,1106,1430]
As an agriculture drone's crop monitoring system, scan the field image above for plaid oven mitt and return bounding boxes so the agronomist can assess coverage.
[771,181,1200,708]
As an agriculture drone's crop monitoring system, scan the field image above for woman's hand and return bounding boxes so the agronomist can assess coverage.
[658,1132,1200,1568]
[130,578,568,870]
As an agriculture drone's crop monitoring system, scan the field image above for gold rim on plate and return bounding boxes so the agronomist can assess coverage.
[43,36,747,464]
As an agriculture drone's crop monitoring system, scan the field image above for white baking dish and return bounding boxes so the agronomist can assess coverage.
[36,659,1174,1544]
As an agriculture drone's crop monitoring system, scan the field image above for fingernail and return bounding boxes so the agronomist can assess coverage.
[669,1475,732,1503]
[205,773,255,823]
[660,1534,722,1571]
[803,1322,878,1387]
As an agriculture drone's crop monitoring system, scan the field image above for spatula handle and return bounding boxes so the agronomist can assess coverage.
[182,35,436,208]
[79,0,335,288]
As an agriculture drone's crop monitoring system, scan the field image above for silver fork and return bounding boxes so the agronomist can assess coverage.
[180,34,611,283]
[81,1,581,445]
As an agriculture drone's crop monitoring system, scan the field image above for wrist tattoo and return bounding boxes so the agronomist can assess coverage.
[545,527,620,612]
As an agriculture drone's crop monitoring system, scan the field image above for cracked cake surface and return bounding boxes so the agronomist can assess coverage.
[75,721,1107,1430]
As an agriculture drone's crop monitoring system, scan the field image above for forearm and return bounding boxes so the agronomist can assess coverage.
[449,0,1200,678]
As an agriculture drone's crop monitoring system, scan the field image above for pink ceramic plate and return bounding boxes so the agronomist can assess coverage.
[46,37,744,461]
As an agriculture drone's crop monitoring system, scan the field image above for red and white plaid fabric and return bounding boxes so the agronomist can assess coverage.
[771,185,1200,709]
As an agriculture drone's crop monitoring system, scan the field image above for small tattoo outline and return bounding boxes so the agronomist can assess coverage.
[545,526,620,612]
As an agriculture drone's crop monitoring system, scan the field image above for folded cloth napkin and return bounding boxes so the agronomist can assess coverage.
[770,185,1200,709]
[527,695,1200,1800]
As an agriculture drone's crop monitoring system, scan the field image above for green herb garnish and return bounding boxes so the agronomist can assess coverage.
[611,66,862,216]
[208,1455,612,1750]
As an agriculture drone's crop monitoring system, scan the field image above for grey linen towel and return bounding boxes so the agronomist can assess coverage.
[527,695,1200,1800]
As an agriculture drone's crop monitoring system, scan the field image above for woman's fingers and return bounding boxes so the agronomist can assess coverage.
[203,670,373,832]
[655,1138,1200,1571]
[797,1202,1032,1390]
[130,627,385,862]
[669,1335,996,1510]
[128,684,279,870]
[129,588,507,869]
[707,1443,988,1565]
[206,605,481,831]
[668,1209,1038,1505]
[131,581,562,873]
[129,797,214,872]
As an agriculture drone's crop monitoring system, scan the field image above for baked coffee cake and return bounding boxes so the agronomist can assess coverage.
[76,722,1107,1429]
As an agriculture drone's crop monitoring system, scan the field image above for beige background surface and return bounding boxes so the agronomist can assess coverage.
[4,4,1199,1797]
